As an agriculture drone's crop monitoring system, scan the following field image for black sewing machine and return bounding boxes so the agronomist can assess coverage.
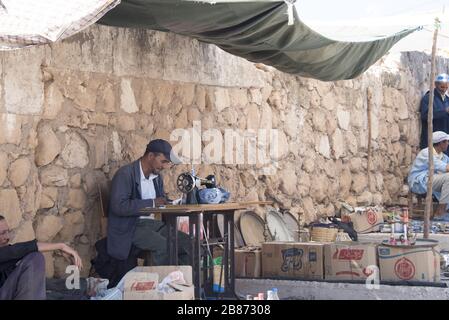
[176,171,216,204]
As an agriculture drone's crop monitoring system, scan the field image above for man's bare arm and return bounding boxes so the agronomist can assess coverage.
[37,242,83,270]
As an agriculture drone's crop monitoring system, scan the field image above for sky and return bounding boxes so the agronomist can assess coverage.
[296,0,449,54]
[297,0,448,20]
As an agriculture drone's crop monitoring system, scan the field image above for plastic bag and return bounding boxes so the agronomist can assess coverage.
[157,271,186,294]
[178,216,190,234]
[86,277,109,297]
[90,276,125,300]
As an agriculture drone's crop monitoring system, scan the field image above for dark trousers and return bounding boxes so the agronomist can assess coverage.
[0,252,46,300]
[132,219,191,265]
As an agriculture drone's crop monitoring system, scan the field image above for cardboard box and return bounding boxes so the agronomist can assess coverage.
[124,271,158,300]
[262,242,324,280]
[235,247,262,278]
[348,209,384,234]
[324,242,378,280]
[123,266,195,300]
[378,244,440,282]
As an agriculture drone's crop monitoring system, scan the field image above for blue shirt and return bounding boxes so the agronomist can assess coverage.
[408,147,449,198]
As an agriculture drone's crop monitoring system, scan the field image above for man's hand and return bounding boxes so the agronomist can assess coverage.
[154,197,168,207]
[60,244,83,270]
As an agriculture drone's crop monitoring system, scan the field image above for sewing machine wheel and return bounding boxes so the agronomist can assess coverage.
[177,173,195,193]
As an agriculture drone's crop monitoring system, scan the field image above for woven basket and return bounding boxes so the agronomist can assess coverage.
[310,226,338,242]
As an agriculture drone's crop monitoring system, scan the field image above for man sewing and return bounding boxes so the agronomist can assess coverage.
[408,131,449,218]
[107,139,191,265]
[0,215,83,300]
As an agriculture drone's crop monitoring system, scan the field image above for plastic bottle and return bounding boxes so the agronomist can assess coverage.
[270,288,280,300]
[266,290,274,300]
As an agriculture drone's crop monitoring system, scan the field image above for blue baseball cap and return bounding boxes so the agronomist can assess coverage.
[435,73,449,83]
[146,139,181,164]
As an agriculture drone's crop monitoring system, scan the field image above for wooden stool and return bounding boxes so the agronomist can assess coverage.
[407,190,438,219]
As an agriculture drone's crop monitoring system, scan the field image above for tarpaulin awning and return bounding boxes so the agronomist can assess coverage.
[0,0,421,80]
[299,9,449,55]
[97,0,420,81]
[0,0,120,50]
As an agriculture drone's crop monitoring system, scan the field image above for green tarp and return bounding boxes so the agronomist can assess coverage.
[98,0,419,81]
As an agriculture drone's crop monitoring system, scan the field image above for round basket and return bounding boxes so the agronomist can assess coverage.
[310,226,338,242]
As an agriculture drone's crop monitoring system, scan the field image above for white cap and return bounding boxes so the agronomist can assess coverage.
[435,73,449,83]
[432,131,449,144]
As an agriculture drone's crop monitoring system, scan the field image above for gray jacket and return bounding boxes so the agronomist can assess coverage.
[107,159,165,260]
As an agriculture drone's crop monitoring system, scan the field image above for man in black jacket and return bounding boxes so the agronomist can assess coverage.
[0,215,82,300]
[107,139,190,265]
[420,73,449,154]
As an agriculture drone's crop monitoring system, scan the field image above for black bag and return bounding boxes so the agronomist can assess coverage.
[91,238,141,288]
[327,217,358,241]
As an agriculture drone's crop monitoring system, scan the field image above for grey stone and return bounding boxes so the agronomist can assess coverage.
[35,126,61,167]
[0,189,22,229]
[61,132,89,168]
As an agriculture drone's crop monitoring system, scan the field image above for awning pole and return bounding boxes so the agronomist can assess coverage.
[367,88,373,191]
[424,18,440,239]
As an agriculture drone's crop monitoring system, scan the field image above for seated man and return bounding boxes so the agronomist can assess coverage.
[0,215,83,300]
[408,131,449,217]
[107,139,191,265]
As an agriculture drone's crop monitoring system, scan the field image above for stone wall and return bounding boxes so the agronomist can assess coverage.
[1,25,448,277]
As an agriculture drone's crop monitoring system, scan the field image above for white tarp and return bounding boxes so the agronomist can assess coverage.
[0,0,121,50]
[299,11,449,52]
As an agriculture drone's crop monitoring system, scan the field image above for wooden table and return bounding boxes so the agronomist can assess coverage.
[140,202,248,299]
